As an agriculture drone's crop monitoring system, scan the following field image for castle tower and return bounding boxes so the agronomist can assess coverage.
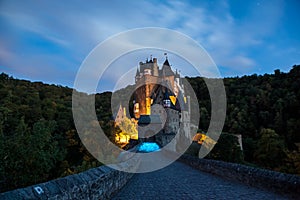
[134,57,185,118]
[161,58,175,90]
[133,56,192,151]
[134,59,159,118]
[152,58,159,76]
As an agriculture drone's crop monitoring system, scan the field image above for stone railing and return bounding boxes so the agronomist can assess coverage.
[0,155,139,200]
[179,154,300,198]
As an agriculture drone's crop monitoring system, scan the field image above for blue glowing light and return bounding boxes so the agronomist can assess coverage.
[138,142,160,152]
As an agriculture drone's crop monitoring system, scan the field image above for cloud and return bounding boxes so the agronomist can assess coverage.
[0,0,298,91]
[224,55,256,69]
[0,46,13,61]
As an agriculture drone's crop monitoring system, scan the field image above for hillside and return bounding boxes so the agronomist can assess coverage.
[0,74,112,192]
[187,65,300,173]
[1,65,300,192]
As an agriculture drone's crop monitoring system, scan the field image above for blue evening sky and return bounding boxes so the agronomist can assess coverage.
[0,0,299,92]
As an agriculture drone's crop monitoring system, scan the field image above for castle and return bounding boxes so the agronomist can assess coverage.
[133,56,191,150]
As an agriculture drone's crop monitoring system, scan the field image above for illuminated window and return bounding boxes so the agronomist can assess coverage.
[134,103,139,113]
[163,99,171,107]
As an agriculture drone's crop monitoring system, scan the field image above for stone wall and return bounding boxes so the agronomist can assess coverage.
[0,163,137,200]
[179,154,300,198]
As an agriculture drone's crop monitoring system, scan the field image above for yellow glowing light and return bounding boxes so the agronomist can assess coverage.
[146,97,151,115]
[169,96,177,105]
[193,133,207,144]
[115,133,130,143]
[131,134,138,140]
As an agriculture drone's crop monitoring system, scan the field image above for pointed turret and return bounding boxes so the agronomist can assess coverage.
[163,57,170,66]
[115,104,125,125]
[135,67,140,77]
[161,57,174,77]
[135,67,140,83]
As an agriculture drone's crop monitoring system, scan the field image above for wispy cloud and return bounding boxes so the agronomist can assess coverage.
[0,0,299,91]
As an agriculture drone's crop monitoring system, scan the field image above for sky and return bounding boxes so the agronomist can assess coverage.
[0,0,300,92]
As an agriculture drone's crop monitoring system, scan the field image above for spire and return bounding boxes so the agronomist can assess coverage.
[135,67,140,77]
[163,57,170,66]
[161,57,174,76]
[175,69,180,78]
[149,54,153,62]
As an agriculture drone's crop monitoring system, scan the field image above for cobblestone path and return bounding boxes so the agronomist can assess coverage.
[113,161,290,199]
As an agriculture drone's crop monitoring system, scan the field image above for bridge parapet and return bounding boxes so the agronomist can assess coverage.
[179,154,300,198]
[0,153,140,200]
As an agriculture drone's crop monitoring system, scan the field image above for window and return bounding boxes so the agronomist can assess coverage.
[144,69,151,75]
[163,99,171,108]
[134,103,139,113]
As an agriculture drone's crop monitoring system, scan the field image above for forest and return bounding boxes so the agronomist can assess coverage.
[0,65,300,192]
[186,65,300,174]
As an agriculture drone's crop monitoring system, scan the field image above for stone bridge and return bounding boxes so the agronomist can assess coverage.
[114,161,285,199]
[1,154,299,199]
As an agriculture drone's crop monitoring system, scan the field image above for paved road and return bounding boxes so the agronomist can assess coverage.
[113,161,290,199]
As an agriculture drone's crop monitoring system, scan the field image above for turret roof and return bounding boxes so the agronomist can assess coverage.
[161,58,175,76]
[163,58,170,66]
[135,68,140,77]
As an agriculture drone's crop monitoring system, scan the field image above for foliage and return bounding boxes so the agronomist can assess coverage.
[186,65,300,173]
[115,117,137,143]
[206,133,244,163]
[0,74,111,192]
[253,128,287,169]
[185,142,201,157]
[0,120,65,190]
[1,64,300,191]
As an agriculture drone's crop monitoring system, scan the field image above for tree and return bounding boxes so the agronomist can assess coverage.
[118,117,137,142]
[0,120,65,190]
[242,137,256,162]
[206,133,244,163]
[253,128,287,170]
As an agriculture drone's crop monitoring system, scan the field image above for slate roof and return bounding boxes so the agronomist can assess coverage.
[161,66,174,77]
[163,58,170,66]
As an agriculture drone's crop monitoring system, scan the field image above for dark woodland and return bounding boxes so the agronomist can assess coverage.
[0,65,299,192]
